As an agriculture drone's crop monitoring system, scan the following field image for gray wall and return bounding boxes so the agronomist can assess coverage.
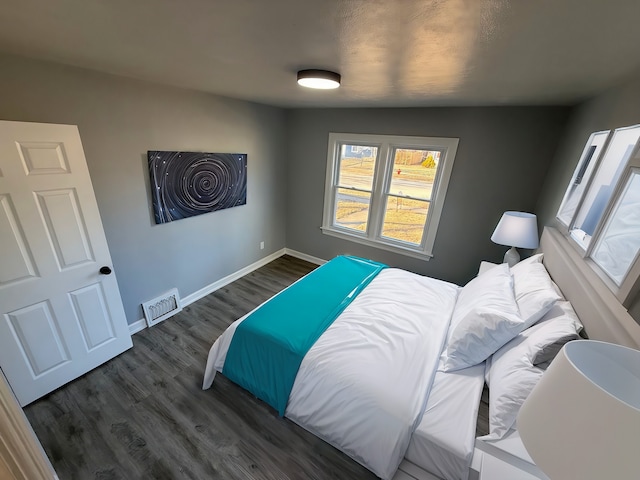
[285,107,571,286]
[536,71,640,321]
[0,53,287,325]
[537,72,640,226]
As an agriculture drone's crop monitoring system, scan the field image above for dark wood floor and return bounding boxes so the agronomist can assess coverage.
[25,254,489,480]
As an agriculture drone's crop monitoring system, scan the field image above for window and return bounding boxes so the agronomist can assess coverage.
[322,133,459,259]
[557,124,640,305]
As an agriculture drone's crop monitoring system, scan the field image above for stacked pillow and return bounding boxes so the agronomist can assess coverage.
[483,301,583,439]
[443,254,562,372]
[510,254,562,328]
[441,253,583,439]
[443,263,522,371]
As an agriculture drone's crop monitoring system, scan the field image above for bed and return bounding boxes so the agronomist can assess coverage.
[203,227,640,480]
[204,264,460,479]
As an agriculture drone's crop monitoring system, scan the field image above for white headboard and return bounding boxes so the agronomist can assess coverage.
[540,227,640,349]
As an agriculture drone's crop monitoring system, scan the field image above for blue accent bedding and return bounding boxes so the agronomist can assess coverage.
[222,255,386,415]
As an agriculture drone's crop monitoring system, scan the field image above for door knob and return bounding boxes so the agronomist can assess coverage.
[99,266,112,275]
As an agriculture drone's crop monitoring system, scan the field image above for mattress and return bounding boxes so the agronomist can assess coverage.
[404,361,486,480]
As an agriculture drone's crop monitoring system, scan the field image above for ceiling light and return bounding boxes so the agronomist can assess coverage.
[297,69,341,89]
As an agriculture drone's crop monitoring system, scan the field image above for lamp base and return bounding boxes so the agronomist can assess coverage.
[503,246,520,267]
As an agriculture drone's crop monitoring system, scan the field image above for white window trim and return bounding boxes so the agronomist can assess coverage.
[556,125,640,306]
[321,132,459,260]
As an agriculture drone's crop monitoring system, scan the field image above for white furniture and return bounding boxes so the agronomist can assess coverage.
[205,268,460,480]
[473,430,548,480]
[405,227,640,480]
[204,227,640,480]
[479,455,544,480]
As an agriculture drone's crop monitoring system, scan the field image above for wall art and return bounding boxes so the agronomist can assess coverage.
[149,150,247,224]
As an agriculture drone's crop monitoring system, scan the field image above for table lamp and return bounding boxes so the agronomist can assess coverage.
[517,340,640,479]
[491,211,539,266]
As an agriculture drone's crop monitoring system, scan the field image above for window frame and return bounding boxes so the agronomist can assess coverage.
[321,132,459,260]
[556,125,640,306]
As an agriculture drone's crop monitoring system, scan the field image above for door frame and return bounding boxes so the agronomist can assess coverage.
[0,369,57,480]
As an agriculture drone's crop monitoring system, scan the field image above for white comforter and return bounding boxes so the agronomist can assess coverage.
[203,268,459,479]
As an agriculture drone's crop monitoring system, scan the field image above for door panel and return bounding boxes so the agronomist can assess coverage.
[0,120,132,406]
[69,283,116,351]
[17,141,70,175]
[0,195,38,285]
[6,301,70,377]
[35,188,94,269]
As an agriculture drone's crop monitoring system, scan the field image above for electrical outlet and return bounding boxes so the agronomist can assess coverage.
[260,241,264,250]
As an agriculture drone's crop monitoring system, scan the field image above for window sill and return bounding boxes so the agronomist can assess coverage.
[320,226,433,261]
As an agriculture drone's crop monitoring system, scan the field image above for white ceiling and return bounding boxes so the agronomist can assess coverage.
[1,0,639,108]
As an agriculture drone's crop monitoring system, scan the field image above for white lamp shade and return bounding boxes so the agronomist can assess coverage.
[517,340,640,480]
[491,211,539,249]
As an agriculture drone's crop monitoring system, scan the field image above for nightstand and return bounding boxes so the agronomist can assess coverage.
[479,454,547,480]
[473,431,549,480]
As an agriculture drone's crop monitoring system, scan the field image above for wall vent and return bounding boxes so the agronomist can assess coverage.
[142,288,182,327]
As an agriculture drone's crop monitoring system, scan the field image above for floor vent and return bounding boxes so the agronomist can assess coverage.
[142,288,182,327]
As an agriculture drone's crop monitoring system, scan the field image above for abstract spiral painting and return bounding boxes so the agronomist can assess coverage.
[148,151,247,224]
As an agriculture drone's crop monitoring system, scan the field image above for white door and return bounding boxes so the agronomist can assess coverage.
[0,120,132,406]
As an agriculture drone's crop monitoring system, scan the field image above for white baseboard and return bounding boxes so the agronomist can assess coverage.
[128,247,328,336]
[128,318,147,335]
[284,248,327,265]
[182,248,286,306]
[129,248,287,335]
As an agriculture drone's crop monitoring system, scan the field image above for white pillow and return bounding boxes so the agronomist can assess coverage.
[510,257,562,328]
[485,300,582,382]
[482,302,583,439]
[482,344,542,440]
[443,263,523,372]
[516,253,543,266]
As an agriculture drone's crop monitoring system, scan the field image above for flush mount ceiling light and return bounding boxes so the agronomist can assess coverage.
[297,69,341,89]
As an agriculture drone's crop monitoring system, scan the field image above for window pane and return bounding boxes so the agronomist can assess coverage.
[591,171,640,285]
[388,149,439,199]
[557,131,609,226]
[381,195,429,245]
[570,125,640,248]
[334,188,371,233]
[337,144,378,190]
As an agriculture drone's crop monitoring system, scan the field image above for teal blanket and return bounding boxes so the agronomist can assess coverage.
[222,255,386,415]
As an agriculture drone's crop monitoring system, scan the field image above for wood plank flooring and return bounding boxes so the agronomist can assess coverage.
[24,254,489,480]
